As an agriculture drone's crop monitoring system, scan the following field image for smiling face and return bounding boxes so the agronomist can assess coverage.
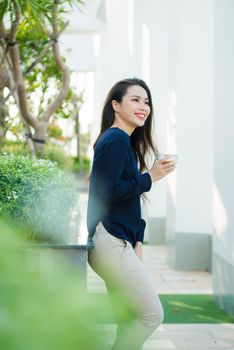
[111,85,151,134]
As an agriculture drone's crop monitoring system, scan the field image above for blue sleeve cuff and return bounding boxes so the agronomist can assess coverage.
[138,172,152,194]
[136,219,146,243]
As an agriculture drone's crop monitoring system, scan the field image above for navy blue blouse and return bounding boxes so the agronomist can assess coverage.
[87,127,152,248]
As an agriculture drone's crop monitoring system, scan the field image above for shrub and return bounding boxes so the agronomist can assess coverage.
[0,140,91,173]
[72,155,90,173]
[0,154,76,243]
[43,144,73,171]
[1,140,73,171]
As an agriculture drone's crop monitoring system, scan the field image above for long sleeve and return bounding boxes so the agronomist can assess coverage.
[93,139,152,204]
[135,219,146,243]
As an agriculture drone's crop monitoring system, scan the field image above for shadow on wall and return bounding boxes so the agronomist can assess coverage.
[213,182,234,318]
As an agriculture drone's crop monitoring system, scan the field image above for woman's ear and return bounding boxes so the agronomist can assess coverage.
[112,100,119,113]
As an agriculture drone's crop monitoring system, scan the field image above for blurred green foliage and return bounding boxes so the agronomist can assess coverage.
[0,140,30,156]
[0,221,108,350]
[72,155,90,173]
[0,154,76,243]
[0,140,90,173]
[43,144,73,171]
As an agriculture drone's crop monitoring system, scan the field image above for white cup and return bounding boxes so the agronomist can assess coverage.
[154,153,178,164]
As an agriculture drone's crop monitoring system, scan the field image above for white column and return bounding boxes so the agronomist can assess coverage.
[213,0,234,318]
[166,0,214,270]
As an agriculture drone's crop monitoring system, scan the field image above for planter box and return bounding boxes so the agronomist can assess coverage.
[27,241,94,291]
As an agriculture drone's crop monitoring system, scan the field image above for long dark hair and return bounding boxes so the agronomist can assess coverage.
[93,78,158,172]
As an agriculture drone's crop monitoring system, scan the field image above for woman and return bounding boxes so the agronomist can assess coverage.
[87,78,176,350]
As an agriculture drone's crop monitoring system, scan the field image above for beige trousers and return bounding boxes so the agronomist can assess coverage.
[88,222,164,350]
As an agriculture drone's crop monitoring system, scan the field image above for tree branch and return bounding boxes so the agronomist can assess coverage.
[0,23,8,68]
[7,1,39,130]
[9,1,20,41]
[0,21,36,155]
[42,0,70,123]
[24,21,68,76]
[0,21,69,107]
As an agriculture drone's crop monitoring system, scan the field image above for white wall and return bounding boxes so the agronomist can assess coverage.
[164,0,215,270]
[213,0,234,266]
[61,0,101,71]
[174,0,214,234]
[212,0,234,316]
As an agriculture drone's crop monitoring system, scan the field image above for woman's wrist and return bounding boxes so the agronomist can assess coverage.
[148,170,155,182]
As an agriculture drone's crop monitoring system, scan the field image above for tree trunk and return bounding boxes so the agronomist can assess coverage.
[0,89,7,143]
[33,122,47,155]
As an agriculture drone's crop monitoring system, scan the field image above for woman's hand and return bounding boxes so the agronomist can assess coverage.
[148,156,176,183]
[134,241,143,261]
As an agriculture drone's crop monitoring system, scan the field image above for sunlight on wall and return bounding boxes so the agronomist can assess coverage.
[128,0,134,57]
[166,88,178,207]
[213,183,228,240]
[93,34,100,58]
[142,22,151,84]
[167,171,177,207]
[167,88,177,154]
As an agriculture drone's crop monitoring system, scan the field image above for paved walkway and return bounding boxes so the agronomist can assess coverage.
[75,190,234,349]
[90,323,234,350]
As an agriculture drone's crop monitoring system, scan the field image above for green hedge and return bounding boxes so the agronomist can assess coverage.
[0,154,76,243]
[72,155,90,173]
[43,144,73,171]
[0,139,30,156]
[1,140,90,173]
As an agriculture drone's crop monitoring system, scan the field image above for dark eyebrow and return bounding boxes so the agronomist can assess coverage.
[129,95,149,101]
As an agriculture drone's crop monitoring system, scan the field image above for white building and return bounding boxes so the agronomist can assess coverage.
[61,0,234,317]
